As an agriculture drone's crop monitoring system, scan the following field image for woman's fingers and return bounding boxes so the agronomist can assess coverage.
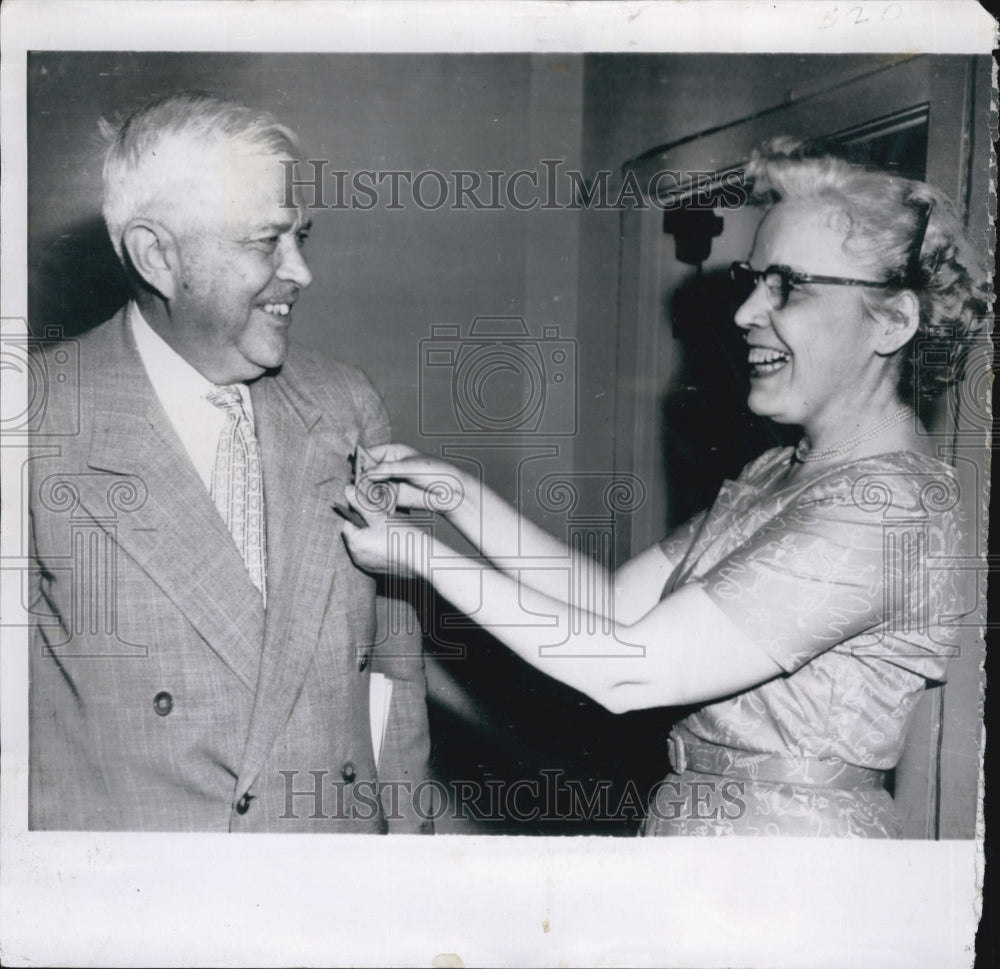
[342,523,386,572]
[364,459,467,516]
[341,507,423,578]
[353,451,467,517]
[362,442,419,464]
[341,488,391,571]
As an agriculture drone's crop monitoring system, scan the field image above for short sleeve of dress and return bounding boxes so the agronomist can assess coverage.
[656,451,788,583]
[699,457,962,677]
[658,510,708,570]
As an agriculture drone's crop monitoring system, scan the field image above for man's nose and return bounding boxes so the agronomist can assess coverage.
[734,281,770,330]
[276,237,313,289]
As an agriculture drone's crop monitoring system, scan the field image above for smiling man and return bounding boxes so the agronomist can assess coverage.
[28,92,432,832]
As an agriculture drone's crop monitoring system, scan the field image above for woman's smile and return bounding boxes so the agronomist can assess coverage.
[747,343,792,377]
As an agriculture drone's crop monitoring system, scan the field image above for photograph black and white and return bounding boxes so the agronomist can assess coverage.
[1,2,995,967]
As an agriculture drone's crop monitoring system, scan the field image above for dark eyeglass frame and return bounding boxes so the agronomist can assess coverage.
[729,261,894,311]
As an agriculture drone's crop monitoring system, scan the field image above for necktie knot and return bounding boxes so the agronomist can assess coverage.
[207,384,246,415]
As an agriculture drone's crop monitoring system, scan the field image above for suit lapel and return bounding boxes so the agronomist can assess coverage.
[234,362,355,795]
[82,314,265,691]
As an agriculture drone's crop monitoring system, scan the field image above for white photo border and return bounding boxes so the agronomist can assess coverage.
[1,3,995,967]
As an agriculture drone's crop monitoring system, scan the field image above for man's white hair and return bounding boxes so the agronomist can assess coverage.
[101,91,301,260]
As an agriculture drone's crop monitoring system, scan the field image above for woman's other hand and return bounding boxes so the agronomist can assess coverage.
[357,446,468,518]
[340,484,429,577]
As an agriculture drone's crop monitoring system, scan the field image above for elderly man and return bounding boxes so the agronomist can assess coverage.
[28,92,432,832]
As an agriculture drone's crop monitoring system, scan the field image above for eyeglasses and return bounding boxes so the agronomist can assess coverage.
[729,261,894,311]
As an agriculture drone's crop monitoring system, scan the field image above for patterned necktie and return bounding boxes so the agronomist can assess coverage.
[207,385,267,604]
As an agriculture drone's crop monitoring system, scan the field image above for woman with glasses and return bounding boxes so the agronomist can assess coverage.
[342,142,988,837]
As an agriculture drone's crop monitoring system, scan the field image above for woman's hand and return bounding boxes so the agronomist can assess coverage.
[340,484,429,578]
[355,445,468,518]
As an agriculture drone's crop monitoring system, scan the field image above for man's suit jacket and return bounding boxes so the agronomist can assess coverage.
[28,310,432,832]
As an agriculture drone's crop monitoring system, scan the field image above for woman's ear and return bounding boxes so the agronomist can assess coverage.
[120,219,179,302]
[872,289,921,356]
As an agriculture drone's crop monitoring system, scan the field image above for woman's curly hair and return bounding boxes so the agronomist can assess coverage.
[745,138,991,403]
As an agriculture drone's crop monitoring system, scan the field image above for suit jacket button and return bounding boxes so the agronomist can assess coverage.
[236,793,253,815]
[341,761,357,783]
[152,691,173,716]
[358,652,369,672]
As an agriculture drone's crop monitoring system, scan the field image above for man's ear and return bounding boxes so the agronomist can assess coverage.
[121,219,180,301]
[873,289,921,356]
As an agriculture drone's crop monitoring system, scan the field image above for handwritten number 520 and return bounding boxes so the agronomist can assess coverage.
[819,4,902,28]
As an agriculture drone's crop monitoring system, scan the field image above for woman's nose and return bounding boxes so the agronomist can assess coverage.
[734,281,770,330]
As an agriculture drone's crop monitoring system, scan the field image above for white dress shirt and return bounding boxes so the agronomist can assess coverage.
[128,302,255,491]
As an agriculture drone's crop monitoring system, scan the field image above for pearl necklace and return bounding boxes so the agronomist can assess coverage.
[794,406,913,463]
